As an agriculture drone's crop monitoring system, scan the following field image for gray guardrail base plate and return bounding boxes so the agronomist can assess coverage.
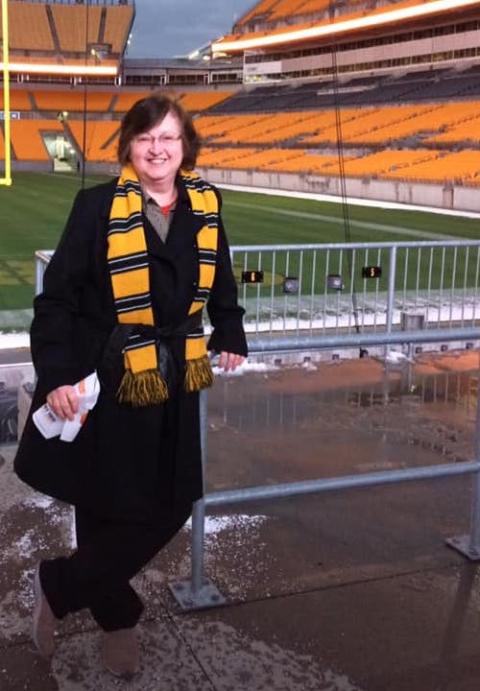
[169,579,227,611]
[446,535,480,561]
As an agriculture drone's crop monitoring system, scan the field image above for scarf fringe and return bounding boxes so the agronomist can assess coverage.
[117,358,214,405]
[117,369,169,406]
[185,356,214,393]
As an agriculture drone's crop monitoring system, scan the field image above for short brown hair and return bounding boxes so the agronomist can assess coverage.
[117,93,201,169]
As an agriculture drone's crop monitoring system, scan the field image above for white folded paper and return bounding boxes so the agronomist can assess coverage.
[32,371,100,443]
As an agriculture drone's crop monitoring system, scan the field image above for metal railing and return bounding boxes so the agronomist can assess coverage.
[37,239,480,339]
[231,240,480,337]
[34,243,480,610]
[170,327,480,611]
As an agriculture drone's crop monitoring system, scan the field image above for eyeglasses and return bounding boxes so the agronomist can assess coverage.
[134,133,182,147]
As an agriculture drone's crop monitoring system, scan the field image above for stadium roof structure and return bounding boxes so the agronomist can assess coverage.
[212,0,480,54]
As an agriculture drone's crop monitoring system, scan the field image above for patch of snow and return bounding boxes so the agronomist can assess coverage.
[184,514,268,541]
[13,530,38,559]
[22,495,55,510]
[213,361,278,377]
[385,350,412,364]
[0,332,29,350]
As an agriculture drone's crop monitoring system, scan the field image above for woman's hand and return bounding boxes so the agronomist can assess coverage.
[217,351,245,372]
[46,385,79,421]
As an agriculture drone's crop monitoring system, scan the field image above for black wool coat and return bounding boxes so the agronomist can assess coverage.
[14,177,247,523]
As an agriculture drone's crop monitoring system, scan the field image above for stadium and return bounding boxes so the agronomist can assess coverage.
[2,1,480,689]
[1,0,480,321]
[2,0,480,211]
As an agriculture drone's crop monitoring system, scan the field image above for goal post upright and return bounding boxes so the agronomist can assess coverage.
[1,0,12,186]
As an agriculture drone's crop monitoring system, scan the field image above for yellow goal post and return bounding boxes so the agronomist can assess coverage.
[1,0,12,186]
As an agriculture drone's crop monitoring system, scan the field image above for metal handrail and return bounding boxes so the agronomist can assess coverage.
[170,327,480,611]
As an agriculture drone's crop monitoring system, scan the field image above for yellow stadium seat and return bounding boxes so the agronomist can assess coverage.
[192,100,480,186]
[179,92,234,112]
[104,5,134,54]
[33,91,114,112]
[50,5,102,52]
[0,91,32,111]
[5,3,53,51]
[113,92,151,112]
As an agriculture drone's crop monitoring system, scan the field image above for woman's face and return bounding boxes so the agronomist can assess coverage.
[129,110,184,188]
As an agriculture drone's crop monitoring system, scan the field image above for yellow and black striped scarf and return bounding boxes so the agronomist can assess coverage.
[107,164,219,406]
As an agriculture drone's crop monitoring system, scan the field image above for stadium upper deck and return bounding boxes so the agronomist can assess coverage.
[234,0,329,28]
[212,0,480,85]
[0,0,134,79]
[234,0,402,31]
[2,0,480,201]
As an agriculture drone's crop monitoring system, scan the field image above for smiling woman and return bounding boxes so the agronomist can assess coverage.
[14,93,247,678]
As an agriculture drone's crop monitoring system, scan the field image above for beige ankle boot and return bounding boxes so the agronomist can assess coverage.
[101,627,140,678]
[32,565,58,657]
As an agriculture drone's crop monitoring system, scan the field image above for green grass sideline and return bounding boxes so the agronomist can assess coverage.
[0,172,479,311]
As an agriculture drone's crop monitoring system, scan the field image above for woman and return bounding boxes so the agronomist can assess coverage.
[14,94,247,678]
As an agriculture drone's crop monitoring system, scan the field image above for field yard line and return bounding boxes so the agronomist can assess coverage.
[226,200,462,240]
[217,182,480,220]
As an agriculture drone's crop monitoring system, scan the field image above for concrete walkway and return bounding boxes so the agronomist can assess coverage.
[2,352,480,690]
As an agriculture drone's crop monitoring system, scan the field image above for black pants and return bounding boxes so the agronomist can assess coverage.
[39,502,192,631]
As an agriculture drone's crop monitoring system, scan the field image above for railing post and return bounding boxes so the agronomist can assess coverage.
[191,388,208,593]
[446,375,480,560]
[465,375,480,554]
[169,389,227,609]
[190,498,206,594]
[35,253,45,296]
[385,245,397,358]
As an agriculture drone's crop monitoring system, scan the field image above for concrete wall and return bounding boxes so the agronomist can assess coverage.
[11,161,52,173]
[9,162,119,176]
[7,163,479,213]
[197,168,480,213]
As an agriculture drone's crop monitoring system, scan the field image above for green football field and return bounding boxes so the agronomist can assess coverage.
[0,171,479,313]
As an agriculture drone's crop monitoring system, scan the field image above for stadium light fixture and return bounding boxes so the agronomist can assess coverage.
[0,62,118,76]
[212,0,480,53]
[0,0,12,186]
[283,277,299,294]
[327,274,344,291]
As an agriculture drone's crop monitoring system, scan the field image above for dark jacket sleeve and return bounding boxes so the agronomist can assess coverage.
[30,189,94,392]
[207,209,248,357]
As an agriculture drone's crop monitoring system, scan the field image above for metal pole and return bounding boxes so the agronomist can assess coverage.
[247,327,480,354]
[190,499,206,594]
[170,388,227,610]
[467,377,480,552]
[440,376,480,560]
[81,1,90,188]
[204,461,480,507]
[385,245,397,358]
[1,0,12,186]
[190,389,208,593]
[34,256,44,296]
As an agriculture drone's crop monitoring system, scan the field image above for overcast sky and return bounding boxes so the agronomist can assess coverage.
[128,0,252,58]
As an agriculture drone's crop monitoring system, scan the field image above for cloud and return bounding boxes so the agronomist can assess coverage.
[129,0,248,57]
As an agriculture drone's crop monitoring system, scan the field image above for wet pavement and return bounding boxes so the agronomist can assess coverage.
[1,351,480,690]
